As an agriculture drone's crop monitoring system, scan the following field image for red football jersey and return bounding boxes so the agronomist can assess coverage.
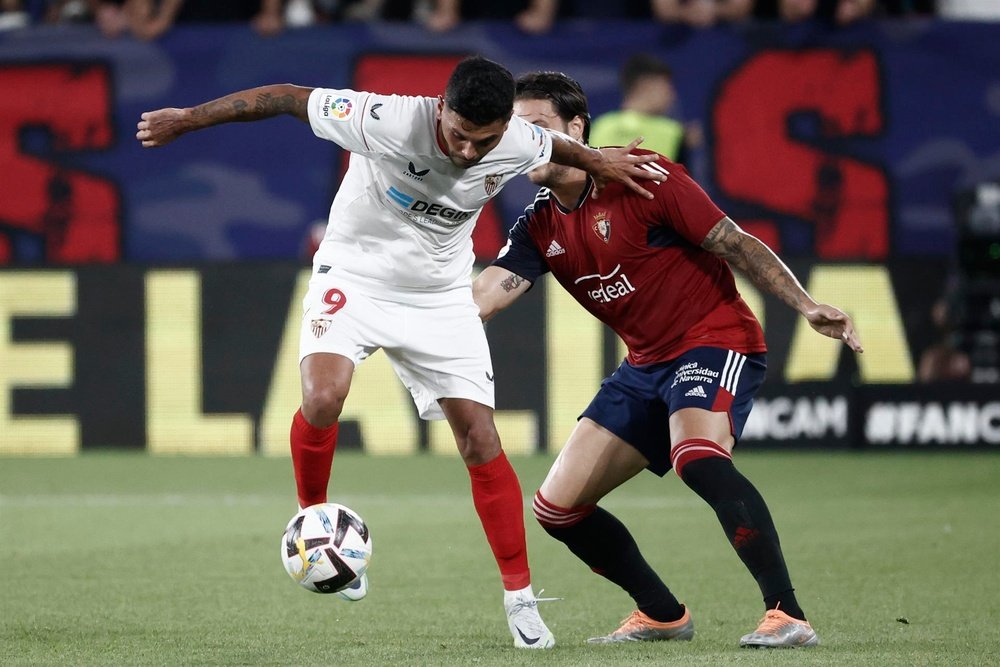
[494,154,766,365]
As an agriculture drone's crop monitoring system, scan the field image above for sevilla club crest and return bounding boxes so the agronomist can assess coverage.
[484,174,502,196]
[311,319,332,338]
[592,212,611,243]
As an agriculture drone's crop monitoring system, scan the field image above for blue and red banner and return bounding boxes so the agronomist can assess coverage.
[0,19,997,264]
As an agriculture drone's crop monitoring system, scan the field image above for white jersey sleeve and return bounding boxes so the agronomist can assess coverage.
[307,87,428,157]
[506,115,553,174]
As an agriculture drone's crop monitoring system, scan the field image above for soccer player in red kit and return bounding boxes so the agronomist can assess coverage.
[474,72,863,648]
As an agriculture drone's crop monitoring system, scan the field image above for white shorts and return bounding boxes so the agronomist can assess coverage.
[298,271,494,420]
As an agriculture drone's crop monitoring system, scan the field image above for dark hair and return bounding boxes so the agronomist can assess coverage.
[445,55,515,126]
[514,71,591,145]
[620,54,673,96]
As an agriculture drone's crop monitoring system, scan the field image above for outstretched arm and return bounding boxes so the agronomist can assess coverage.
[549,133,663,201]
[473,266,533,322]
[702,216,864,353]
[136,84,314,148]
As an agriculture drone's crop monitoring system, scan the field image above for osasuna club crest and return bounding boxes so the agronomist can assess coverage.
[484,174,502,196]
[592,212,612,243]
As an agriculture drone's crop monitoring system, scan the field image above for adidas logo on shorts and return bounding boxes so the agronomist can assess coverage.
[545,239,566,257]
[684,385,708,398]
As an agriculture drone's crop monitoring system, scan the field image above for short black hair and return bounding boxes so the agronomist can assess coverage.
[514,71,591,145]
[620,54,673,96]
[445,55,515,127]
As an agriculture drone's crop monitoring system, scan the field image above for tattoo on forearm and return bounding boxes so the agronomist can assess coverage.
[254,93,274,114]
[191,98,243,124]
[253,92,302,116]
[703,218,807,311]
[499,273,525,293]
[191,88,307,125]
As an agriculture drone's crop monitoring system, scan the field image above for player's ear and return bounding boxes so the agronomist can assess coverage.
[569,115,585,142]
[436,95,445,120]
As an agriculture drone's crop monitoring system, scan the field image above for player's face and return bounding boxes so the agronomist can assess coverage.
[436,100,508,169]
[514,98,574,186]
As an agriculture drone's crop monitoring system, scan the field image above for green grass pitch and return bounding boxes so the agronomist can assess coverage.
[2,451,998,666]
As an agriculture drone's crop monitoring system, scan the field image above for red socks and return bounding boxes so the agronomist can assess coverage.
[291,417,529,590]
[468,451,531,591]
[289,408,339,508]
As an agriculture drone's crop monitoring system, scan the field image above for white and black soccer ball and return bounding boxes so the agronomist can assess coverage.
[281,503,372,594]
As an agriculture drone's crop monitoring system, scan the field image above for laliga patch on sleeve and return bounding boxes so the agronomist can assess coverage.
[321,94,354,121]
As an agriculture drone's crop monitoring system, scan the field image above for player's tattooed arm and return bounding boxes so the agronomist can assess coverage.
[702,216,812,313]
[194,87,311,123]
[549,133,662,200]
[473,267,533,322]
[137,84,314,148]
[702,216,863,352]
[499,273,527,293]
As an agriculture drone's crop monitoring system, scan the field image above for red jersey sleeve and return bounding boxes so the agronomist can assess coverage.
[650,160,726,245]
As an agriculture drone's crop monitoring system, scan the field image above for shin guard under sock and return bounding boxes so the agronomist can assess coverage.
[534,492,685,622]
[676,451,805,620]
[289,408,338,508]
[468,451,531,590]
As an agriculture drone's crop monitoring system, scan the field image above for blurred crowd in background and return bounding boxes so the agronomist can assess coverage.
[0,0,996,37]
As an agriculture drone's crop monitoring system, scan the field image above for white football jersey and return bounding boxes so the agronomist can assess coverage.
[306,88,553,291]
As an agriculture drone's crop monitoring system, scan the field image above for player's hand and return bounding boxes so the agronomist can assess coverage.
[592,138,663,200]
[804,304,864,353]
[136,108,190,148]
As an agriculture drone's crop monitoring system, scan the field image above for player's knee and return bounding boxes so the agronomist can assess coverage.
[532,490,595,531]
[455,421,501,465]
[300,384,347,427]
[670,438,732,481]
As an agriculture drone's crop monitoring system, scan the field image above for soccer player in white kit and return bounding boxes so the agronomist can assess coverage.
[136,56,664,648]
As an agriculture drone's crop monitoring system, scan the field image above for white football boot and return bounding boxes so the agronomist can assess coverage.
[336,573,368,602]
[504,586,557,649]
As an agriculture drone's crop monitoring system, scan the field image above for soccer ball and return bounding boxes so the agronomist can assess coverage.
[281,503,373,594]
